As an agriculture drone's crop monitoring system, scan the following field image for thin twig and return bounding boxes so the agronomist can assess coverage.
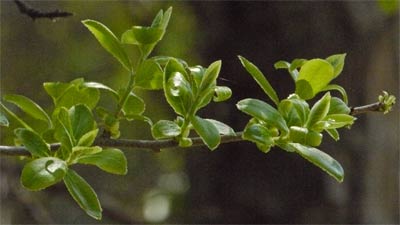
[0,101,390,157]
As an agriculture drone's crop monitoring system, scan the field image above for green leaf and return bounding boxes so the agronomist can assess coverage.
[199,60,221,93]
[295,59,335,100]
[133,26,164,44]
[121,92,145,116]
[191,116,220,150]
[290,58,308,71]
[326,53,346,78]
[151,120,181,139]
[0,103,32,130]
[278,96,310,127]
[135,59,164,90]
[64,169,102,220]
[205,119,235,136]
[83,82,118,99]
[213,86,232,102]
[319,114,356,129]
[328,97,350,115]
[82,20,131,71]
[77,129,99,147]
[243,123,274,153]
[4,94,52,128]
[54,107,75,151]
[274,60,290,69]
[237,98,288,134]
[239,56,280,105]
[163,59,192,116]
[77,148,127,175]
[289,143,344,182]
[14,128,50,157]
[326,128,340,141]
[321,84,348,104]
[21,157,67,191]
[306,92,331,128]
[70,146,102,164]
[69,105,96,141]
[0,112,8,127]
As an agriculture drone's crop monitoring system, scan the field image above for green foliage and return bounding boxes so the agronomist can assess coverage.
[0,6,396,221]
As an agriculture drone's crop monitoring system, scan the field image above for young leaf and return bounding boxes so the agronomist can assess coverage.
[82,20,132,71]
[326,53,346,78]
[135,59,164,90]
[326,128,340,141]
[1,102,33,130]
[21,157,67,191]
[328,97,350,115]
[132,26,164,45]
[321,84,348,104]
[289,143,344,182]
[83,82,118,99]
[70,146,102,164]
[274,60,290,69]
[69,104,96,141]
[121,92,145,116]
[77,148,127,175]
[63,169,102,220]
[237,98,288,134]
[243,123,274,153]
[295,59,334,100]
[306,92,331,129]
[238,56,280,106]
[77,129,99,147]
[152,120,181,139]
[0,112,9,127]
[14,128,50,157]
[199,60,221,93]
[320,114,356,129]
[191,116,220,150]
[205,119,235,136]
[213,86,232,102]
[4,94,52,128]
[54,107,75,151]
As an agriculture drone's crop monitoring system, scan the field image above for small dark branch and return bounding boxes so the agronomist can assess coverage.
[14,0,73,21]
[350,102,383,116]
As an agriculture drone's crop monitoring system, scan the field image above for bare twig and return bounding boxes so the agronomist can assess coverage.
[0,101,393,157]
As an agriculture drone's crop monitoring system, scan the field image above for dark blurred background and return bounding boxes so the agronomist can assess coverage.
[0,1,398,224]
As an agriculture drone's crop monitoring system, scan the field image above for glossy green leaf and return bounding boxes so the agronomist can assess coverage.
[191,116,220,150]
[77,148,127,175]
[121,92,145,116]
[0,112,8,127]
[77,129,99,147]
[306,92,331,128]
[54,107,75,151]
[326,53,346,78]
[278,96,310,127]
[320,114,356,129]
[205,119,235,136]
[274,60,290,69]
[199,60,221,93]
[83,82,118,99]
[14,128,50,157]
[64,169,102,220]
[135,59,163,90]
[21,157,67,191]
[82,20,131,71]
[328,97,350,115]
[96,107,120,139]
[295,59,334,100]
[132,26,164,44]
[290,58,308,71]
[289,126,322,147]
[164,60,192,115]
[0,103,32,130]
[326,128,340,141]
[69,105,96,141]
[4,94,52,128]
[237,98,288,134]
[239,56,280,105]
[213,86,232,102]
[243,123,273,152]
[151,120,181,139]
[70,146,102,164]
[157,7,172,32]
[289,143,344,182]
[321,84,348,104]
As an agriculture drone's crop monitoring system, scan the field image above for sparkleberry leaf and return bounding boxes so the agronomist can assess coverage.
[328,97,350,115]
[77,148,127,175]
[54,107,75,152]
[289,143,344,182]
[0,102,32,130]
[205,119,235,136]
[82,20,131,71]
[135,59,164,90]
[0,111,9,127]
[4,94,52,128]
[121,92,145,116]
[199,60,221,93]
[77,129,99,147]
[326,128,340,141]
[243,123,274,153]
[151,120,181,139]
[321,84,348,104]
[239,56,280,106]
[306,92,331,129]
[14,128,50,157]
[69,104,97,141]
[213,86,232,102]
[237,98,288,134]
[70,146,102,164]
[21,157,67,191]
[83,82,118,99]
[295,59,335,100]
[63,169,102,220]
[191,116,220,150]
[326,53,346,78]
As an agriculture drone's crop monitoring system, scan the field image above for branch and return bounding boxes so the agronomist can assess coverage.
[0,100,393,157]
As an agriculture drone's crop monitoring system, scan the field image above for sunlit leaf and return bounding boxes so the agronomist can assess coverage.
[199,60,221,93]
[21,157,67,191]
[239,56,280,105]
[152,120,181,139]
[135,59,164,90]
[77,129,99,147]
[328,97,350,115]
[0,112,8,127]
[326,53,346,78]
[205,119,235,136]
[82,20,131,71]
[306,92,331,128]
[14,128,50,157]
[121,92,145,116]
[289,143,344,182]
[191,116,220,150]
[83,82,118,99]
[243,123,273,153]
[77,148,127,175]
[4,94,52,128]
[69,104,96,141]
[64,169,102,220]
[213,86,232,102]
[326,128,340,141]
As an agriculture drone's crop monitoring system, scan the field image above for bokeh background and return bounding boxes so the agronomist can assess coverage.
[1,1,399,224]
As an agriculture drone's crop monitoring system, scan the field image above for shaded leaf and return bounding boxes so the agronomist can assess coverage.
[191,116,220,150]
[77,129,99,147]
[213,86,232,102]
[83,82,118,98]
[69,104,96,141]
[121,92,145,116]
[0,111,9,127]
[14,128,50,157]
[135,59,163,90]
[77,148,127,175]
[243,123,273,153]
[205,119,235,135]
[152,120,181,139]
